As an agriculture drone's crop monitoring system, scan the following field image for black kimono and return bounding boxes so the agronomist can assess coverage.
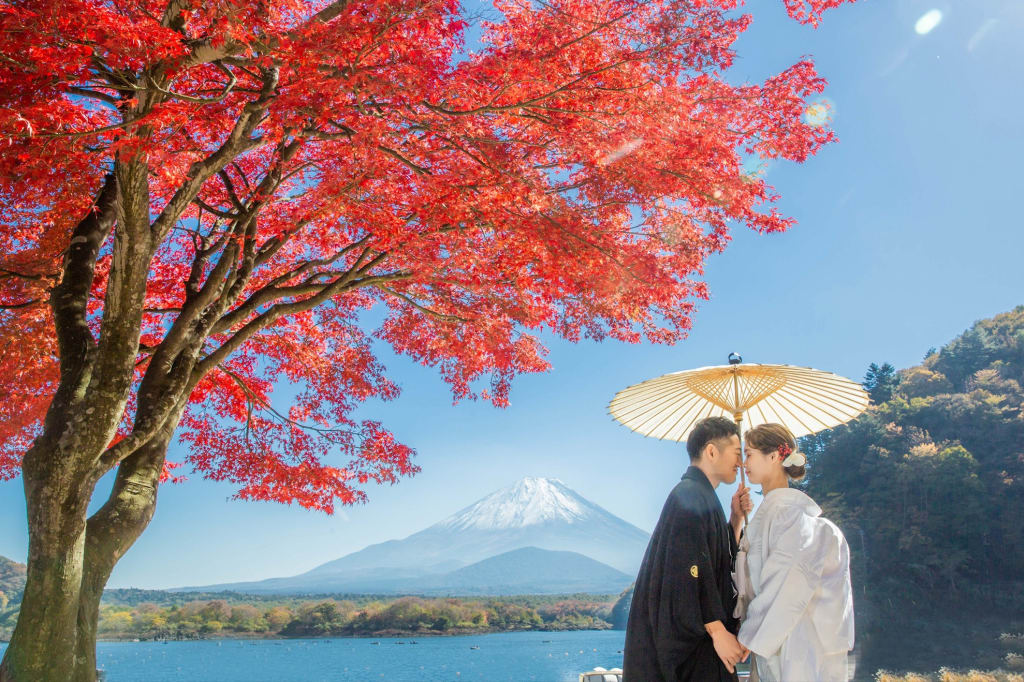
[623,466,739,682]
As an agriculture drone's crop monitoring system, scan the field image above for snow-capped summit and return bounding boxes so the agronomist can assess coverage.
[189,476,652,594]
[438,477,596,530]
[300,476,652,577]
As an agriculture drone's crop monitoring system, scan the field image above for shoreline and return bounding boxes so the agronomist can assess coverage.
[90,624,616,643]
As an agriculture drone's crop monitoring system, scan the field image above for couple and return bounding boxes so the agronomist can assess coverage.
[623,417,855,681]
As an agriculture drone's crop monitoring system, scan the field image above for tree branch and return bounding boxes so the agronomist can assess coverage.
[0,267,57,282]
[31,174,119,449]
[220,366,359,438]
[67,86,121,108]
[375,285,468,323]
[146,61,237,104]
[311,0,354,25]
[420,55,648,117]
[193,198,242,220]
[211,238,372,334]
[96,352,198,471]
[196,262,411,377]
[149,66,279,242]
[0,299,43,310]
[50,174,118,363]
[539,211,649,284]
[377,145,431,175]
[218,169,247,212]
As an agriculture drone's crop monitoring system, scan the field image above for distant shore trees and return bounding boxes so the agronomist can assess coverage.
[87,594,615,640]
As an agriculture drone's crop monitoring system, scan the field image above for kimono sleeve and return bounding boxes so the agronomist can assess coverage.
[658,500,728,639]
[737,507,829,658]
[695,520,729,628]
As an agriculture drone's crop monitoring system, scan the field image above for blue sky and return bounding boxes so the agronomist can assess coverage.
[2,0,1023,589]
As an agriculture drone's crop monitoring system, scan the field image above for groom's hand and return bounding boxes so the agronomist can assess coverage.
[730,483,753,523]
[706,621,747,673]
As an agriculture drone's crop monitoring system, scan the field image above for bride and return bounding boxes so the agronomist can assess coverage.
[735,423,855,682]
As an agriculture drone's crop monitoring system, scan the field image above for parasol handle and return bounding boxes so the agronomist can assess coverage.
[733,410,749,527]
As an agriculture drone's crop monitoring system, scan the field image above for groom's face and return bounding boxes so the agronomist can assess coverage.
[709,434,742,484]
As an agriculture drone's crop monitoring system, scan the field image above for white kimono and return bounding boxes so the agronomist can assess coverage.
[736,488,855,682]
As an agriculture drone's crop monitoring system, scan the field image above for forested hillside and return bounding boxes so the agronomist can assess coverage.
[0,557,25,608]
[803,306,1024,677]
[0,556,26,639]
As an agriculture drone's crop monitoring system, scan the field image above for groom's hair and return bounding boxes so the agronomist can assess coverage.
[687,417,740,462]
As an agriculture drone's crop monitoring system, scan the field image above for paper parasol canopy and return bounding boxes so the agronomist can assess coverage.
[609,356,870,442]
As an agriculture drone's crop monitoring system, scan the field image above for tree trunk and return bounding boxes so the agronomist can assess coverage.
[1,404,182,682]
[72,421,178,682]
[0,444,93,682]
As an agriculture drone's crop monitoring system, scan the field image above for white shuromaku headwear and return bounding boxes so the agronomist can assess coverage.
[778,442,806,468]
[782,451,806,467]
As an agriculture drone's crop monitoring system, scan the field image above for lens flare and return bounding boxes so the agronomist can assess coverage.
[600,137,644,165]
[741,155,771,180]
[803,97,836,128]
[968,18,997,52]
[915,9,942,35]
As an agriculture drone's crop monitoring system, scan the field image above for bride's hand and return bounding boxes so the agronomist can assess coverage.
[731,483,753,519]
[710,628,747,672]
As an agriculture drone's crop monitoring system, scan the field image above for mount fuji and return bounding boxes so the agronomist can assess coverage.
[186,477,650,595]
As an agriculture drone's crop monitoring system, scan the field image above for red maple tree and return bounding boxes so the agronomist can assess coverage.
[0,0,850,679]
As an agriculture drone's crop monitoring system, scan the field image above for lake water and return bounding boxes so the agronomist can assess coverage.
[1,630,628,681]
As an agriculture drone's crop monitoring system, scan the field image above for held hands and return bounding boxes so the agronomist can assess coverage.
[710,627,750,673]
[730,483,753,521]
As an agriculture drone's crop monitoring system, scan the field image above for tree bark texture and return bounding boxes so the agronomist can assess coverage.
[1,407,184,682]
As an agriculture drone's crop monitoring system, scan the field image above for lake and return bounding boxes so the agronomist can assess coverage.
[1,630,628,681]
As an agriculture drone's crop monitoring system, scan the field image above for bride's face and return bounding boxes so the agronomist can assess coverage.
[743,445,779,485]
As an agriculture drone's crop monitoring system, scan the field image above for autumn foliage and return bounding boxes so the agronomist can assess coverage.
[1,0,848,511]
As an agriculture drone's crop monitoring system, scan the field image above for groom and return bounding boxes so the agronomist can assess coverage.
[623,416,752,681]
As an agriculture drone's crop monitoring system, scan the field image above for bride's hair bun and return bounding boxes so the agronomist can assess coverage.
[783,454,806,481]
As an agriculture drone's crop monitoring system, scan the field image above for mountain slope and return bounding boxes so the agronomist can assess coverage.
[307,477,649,576]
[417,546,631,595]
[186,477,650,594]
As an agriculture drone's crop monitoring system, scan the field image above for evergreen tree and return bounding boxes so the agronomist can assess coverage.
[863,362,899,404]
